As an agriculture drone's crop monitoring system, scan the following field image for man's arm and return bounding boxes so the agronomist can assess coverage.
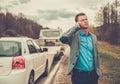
[60,25,80,44]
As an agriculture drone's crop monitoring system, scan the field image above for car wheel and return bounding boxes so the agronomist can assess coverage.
[43,60,48,77]
[28,72,34,84]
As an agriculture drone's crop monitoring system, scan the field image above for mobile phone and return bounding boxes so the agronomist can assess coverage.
[76,22,81,28]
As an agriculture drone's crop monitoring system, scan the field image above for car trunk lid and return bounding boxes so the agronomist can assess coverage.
[0,57,13,76]
[0,41,22,76]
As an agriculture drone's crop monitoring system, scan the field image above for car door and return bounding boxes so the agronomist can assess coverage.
[32,40,46,73]
[27,40,44,79]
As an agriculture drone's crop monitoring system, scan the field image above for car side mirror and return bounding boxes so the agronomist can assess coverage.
[43,48,48,52]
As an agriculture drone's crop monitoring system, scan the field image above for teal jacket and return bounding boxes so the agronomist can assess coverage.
[60,25,102,76]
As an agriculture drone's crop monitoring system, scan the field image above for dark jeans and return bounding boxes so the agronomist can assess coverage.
[71,69,99,84]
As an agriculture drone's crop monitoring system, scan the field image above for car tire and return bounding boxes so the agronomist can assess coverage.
[28,72,34,84]
[43,60,48,77]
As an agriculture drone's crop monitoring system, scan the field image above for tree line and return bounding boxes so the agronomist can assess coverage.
[95,0,120,45]
[0,11,45,39]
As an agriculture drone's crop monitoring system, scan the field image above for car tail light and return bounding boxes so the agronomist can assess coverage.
[12,56,25,69]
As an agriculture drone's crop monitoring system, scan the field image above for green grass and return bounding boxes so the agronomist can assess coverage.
[98,45,120,59]
[98,44,120,84]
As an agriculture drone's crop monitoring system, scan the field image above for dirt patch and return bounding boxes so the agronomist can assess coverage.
[52,55,109,84]
[52,56,71,84]
[52,42,120,84]
[98,41,120,50]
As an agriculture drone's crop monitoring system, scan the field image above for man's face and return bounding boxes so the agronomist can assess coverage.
[77,15,89,29]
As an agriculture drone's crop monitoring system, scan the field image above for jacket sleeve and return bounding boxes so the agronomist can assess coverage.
[59,25,80,44]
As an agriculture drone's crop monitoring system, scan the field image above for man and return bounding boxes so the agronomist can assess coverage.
[60,13,102,84]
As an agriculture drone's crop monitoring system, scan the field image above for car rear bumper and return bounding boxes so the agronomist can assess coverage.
[0,69,28,84]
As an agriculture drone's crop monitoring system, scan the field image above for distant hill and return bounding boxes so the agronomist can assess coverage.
[0,12,45,39]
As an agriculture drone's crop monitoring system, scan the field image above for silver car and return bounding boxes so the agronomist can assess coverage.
[0,37,48,84]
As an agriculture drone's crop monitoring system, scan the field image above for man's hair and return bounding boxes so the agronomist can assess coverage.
[75,13,86,22]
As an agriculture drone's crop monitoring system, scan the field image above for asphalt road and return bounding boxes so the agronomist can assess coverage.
[42,46,62,71]
[35,45,70,84]
[35,56,61,84]
[35,46,62,84]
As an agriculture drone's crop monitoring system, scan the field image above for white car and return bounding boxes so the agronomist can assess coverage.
[0,37,48,84]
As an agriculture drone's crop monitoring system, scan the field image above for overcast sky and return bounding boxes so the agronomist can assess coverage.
[0,0,113,32]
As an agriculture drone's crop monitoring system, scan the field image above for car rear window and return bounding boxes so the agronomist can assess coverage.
[0,41,21,57]
[42,31,60,37]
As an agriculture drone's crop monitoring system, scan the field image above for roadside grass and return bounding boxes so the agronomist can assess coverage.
[98,44,120,84]
[52,42,120,84]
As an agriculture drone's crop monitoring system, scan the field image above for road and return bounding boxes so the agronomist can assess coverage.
[42,46,62,71]
[35,59,63,84]
[35,45,70,84]
[35,46,63,84]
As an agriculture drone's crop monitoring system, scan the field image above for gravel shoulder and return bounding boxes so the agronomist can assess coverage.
[52,55,109,84]
[52,55,71,84]
[52,42,120,84]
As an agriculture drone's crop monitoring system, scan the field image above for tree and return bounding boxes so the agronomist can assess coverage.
[95,0,120,44]
[0,11,44,38]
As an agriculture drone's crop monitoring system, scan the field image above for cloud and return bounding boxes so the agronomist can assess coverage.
[28,7,97,32]
[36,9,75,21]
[11,0,19,5]
[19,0,31,4]
[0,0,113,32]
[37,17,75,32]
